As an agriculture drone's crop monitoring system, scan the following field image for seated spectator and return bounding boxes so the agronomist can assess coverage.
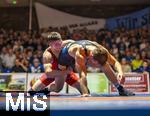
[2,48,16,69]
[121,58,131,73]
[13,41,24,52]
[137,60,150,73]
[141,51,147,60]
[28,58,44,73]
[12,59,27,72]
[131,54,143,72]
[124,50,133,62]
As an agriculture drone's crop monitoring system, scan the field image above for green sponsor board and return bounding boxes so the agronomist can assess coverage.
[0,84,6,90]
[9,73,26,91]
[87,73,109,93]
[0,73,109,93]
[0,73,26,91]
[0,74,12,91]
[65,73,109,94]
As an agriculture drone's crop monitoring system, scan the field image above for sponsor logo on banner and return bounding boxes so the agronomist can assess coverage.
[106,8,150,30]
[35,3,105,31]
[110,73,150,93]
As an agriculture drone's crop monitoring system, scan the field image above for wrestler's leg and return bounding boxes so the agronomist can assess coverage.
[48,75,66,92]
[100,63,135,96]
[65,72,90,95]
[31,80,46,91]
[28,73,54,95]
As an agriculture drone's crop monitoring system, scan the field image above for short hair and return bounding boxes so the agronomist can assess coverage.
[47,32,62,42]
[92,48,108,65]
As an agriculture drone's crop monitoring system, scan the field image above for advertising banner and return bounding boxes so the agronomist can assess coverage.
[0,73,149,94]
[106,8,150,30]
[65,73,109,94]
[27,73,43,91]
[110,73,150,94]
[35,3,105,31]
[0,74,12,91]
[0,73,26,91]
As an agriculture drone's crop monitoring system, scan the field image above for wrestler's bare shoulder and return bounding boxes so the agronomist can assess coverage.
[43,47,52,58]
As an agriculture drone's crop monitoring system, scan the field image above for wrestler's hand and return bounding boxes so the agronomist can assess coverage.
[44,63,52,73]
[81,94,91,97]
[58,64,67,71]
[117,72,123,82]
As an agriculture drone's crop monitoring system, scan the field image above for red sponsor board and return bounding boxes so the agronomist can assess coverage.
[110,73,150,94]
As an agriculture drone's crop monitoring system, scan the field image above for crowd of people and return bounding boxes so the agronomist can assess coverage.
[0,27,149,73]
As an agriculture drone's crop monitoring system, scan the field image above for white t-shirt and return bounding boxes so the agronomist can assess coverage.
[3,53,16,68]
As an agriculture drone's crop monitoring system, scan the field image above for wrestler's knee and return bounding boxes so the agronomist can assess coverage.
[40,73,54,86]
[49,83,63,92]
[55,87,63,92]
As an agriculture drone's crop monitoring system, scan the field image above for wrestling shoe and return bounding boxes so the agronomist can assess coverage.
[117,85,135,96]
[40,87,50,95]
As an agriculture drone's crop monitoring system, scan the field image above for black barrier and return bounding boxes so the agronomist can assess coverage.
[50,110,150,116]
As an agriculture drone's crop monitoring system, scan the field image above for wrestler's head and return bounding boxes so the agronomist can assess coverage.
[88,48,108,66]
[47,32,62,51]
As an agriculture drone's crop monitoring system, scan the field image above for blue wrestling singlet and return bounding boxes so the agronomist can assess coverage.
[58,40,99,70]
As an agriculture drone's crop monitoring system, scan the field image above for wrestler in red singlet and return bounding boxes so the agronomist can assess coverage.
[40,49,79,87]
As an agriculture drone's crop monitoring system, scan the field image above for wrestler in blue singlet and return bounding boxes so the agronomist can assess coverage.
[58,40,98,71]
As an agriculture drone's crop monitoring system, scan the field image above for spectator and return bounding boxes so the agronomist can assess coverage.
[28,58,44,73]
[13,40,24,52]
[124,50,133,62]
[0,27,149,73]
[12,59,27,72]
[2,48,16,69]
[131,54,143,72]
[112,44,119,59]
[141,51,147,60]
[121,58,132,73]
[137,60,150,73]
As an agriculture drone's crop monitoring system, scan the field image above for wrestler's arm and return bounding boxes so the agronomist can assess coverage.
[108,53,123,80]
[75,47,89,96]
[43,50,68,77]
[101,47,123,80]
[75,47,87,80]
